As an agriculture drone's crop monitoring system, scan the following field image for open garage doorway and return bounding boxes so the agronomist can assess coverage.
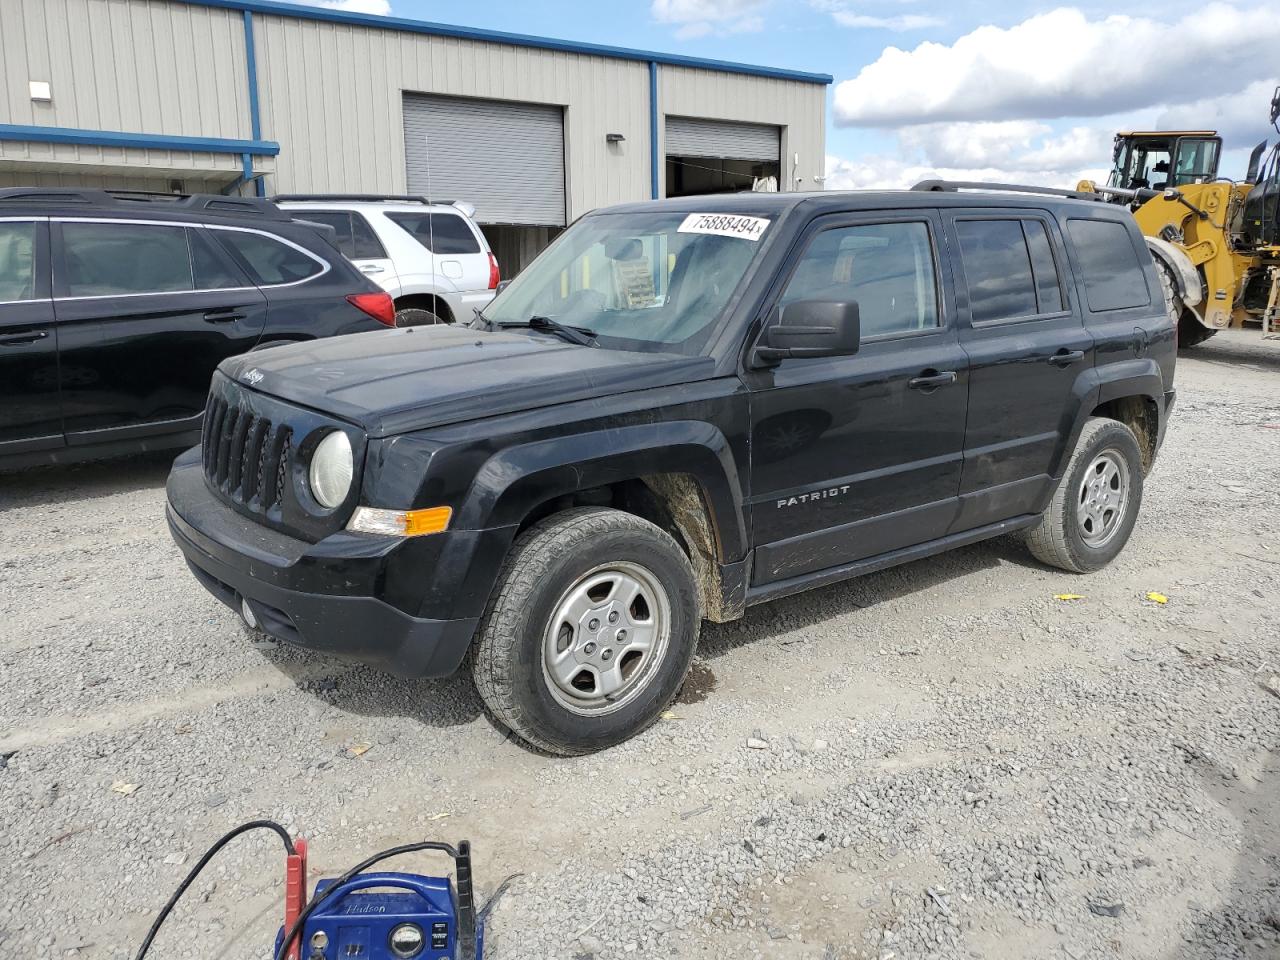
[665,116,781,198]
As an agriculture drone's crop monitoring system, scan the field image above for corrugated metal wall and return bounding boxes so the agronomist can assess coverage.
[1,0,827,214]
[0,0,251,176]
[659,65,826,195]
[253,13,652,220]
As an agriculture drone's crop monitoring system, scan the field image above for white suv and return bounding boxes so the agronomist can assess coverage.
[276,195,499,326]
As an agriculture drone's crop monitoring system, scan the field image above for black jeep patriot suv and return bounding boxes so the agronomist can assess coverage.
[167,184,1176,755]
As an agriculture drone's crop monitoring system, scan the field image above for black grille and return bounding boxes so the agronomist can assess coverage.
[202,392,293,510]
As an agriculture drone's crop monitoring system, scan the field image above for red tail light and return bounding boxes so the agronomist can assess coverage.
[347,292,396,327]
[487,252,501,290]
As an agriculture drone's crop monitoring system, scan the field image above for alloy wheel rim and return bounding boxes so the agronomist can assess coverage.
[541,561,671,716]
[1077,449,1129,548]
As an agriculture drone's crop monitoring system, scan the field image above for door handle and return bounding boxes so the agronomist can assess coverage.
[203,309,245,324]
[908,370,958,391]
[1048,349,1085,367]
[360,264,385,275]
[0,330,48,345]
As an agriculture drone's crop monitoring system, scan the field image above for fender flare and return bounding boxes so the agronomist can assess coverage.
[1144,236,1203,308]
[454,420,748,561]
[1051,360,1165,490]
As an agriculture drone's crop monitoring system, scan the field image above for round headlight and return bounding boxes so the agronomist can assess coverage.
[309,430,353,509]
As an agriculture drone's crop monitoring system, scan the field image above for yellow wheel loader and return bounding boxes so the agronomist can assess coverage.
[1076,89,1280,347]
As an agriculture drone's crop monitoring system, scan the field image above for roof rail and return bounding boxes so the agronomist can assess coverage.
[910,180,1106,202]
[0,187,290,218]
[273,193,455,206]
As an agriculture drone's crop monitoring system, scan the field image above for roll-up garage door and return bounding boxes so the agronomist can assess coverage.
[665,116,780,162]
[403,93,566,226]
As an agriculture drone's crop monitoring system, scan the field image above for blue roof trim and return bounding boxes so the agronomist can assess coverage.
[0,124,281,156]
[174,0,833,85]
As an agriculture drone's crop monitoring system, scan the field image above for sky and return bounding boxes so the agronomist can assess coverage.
[299,0,1279,190]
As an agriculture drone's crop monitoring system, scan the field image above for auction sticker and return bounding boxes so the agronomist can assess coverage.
[678,213,771,241]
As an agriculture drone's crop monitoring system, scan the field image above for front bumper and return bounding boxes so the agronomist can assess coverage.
[166,448,495,678]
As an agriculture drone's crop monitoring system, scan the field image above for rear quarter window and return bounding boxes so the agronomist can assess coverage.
[386,212,482,255]
[214,229,325,286]
[1065,218,1152,312]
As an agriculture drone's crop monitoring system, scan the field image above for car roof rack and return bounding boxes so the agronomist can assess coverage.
[273,193,457,206]
[910,179,1106,202]
[0,187,291,219]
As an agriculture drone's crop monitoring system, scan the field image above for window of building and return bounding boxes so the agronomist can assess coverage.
[0,221,36,301]
[779,221,939,338]
[1066,219,1152,312]
[62,222,193,297]
[387,212,481,255]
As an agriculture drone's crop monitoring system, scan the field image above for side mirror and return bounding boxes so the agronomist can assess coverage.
[753,300,861,366]
[493,279,512,295]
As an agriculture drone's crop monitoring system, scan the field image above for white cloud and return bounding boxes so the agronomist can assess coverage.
[651,0,766,39]
[833,5,1280,127]
[812,1,942,32]
[823,151,1109,191]
[823,118,1118,192]
[1156,78,1279,148]
[305,0,392,14]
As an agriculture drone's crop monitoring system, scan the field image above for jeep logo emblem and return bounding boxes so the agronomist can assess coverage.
[242,368,265,385]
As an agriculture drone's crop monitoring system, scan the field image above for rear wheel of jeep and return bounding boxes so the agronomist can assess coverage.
[1024,417,1145,573]
[472,507,701,755]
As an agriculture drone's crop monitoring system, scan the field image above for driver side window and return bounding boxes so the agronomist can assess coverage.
[779,221,940,338]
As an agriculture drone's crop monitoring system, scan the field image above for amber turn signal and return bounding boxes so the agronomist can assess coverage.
[347,505,453,537]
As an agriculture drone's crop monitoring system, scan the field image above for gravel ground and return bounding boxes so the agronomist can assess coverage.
[2,329,1278,960]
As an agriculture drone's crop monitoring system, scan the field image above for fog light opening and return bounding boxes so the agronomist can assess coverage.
[240,597,259,631]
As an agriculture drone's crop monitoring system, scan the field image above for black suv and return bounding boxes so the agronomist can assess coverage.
[167,184,1176,755]
[0,188,396,470]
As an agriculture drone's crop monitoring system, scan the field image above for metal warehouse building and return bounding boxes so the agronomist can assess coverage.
[0,0,830,267]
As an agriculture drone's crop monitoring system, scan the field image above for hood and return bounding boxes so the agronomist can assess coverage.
[220,325,716,436]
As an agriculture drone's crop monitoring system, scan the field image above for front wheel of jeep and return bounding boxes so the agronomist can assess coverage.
[472,507,701,755]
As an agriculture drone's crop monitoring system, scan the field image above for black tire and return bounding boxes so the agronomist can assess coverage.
[394,307,444,327]
[1024,417,1145,574]
[1177,310,1217,348]
[472,507,701,755]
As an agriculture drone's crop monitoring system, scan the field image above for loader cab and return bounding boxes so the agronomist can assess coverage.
[1107,132,1221,192]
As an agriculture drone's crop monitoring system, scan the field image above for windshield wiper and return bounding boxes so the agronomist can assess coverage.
[498,315,597,347]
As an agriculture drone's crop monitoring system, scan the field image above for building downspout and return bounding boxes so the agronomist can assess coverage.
[649,61,660,200]
[242,9,266,197]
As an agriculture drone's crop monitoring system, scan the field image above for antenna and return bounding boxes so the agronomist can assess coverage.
[423,129,437,298]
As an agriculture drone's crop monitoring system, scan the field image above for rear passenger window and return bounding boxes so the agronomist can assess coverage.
[956,218,1066,321]
[295,211,354,256]
[215,230,324,286]
[188,228,248,289]
[1066,219,1152,312]
[0,221,36,301]
[62,222,192,296]
[387,212,481,255]
[780,221,939,337]
[1023,221,1064,313]
[956,220,1035,321]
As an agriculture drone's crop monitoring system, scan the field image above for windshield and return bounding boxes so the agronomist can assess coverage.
[481,210,772,355]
